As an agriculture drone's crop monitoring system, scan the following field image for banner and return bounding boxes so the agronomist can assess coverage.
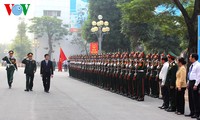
[70,0,89,32]
[198,15,200,62]
[90,42,98,54]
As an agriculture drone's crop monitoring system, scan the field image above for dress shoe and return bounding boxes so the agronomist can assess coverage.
[167,108,176,112]
[29,89,33,91]
[137,98,144,101]
[153,95,159,98]
[131,96,138,100]
[24,89,29,92]
[191,114,199,118]
[158,106,164,109]
[177,112,183,115]
[160,106,168,109]
[185,113,194,117]
[165,108,170,111]
[45,90,49,93]
[149,94,154,97]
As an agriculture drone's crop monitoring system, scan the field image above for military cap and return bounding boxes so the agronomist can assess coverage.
[8,50,14,54]
[27,52,33,56]
[168,51,177,59]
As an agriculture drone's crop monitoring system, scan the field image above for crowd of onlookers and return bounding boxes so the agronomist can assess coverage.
[158,53,200,120]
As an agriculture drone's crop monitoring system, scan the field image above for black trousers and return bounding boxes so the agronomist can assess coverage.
[42,74,51,92]
[144,76,150,95]
[26,74,34,90]
[169,87,176,109]
[162,85,169,108]
[176,88,186,114]
[132,77,137,97]
[188,80,200,116]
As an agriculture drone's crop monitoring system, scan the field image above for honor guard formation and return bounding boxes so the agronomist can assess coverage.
[69,52,164,101]
[69,52,200,119]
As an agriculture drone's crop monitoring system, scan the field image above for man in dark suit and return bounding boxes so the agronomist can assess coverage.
[22,52,37,92]
[165,52,178,112]
[40,54,54,93]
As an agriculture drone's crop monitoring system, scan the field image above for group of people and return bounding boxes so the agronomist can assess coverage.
[1,50,54,93]
[69,52,200,120]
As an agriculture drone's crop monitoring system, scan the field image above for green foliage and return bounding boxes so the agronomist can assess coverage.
[117,0,195,54]
[29,16,69,59]
[0,44,8,59]
[82,0,130,52]
[11,19,31,61]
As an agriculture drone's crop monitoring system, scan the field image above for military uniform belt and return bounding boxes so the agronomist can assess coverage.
[137,70,144,72]
[7,64,14,68]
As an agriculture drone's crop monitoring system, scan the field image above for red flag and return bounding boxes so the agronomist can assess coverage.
[58,48,67,71]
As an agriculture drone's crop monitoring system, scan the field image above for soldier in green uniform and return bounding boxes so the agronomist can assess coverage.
[115,53,121,93]
[132,52,139,99]
[22,52,37,91]
[145,54,151,95]
[165,52,178,112]
[136,52,146,101]
[150,55,160,98]
[2,50,18,89]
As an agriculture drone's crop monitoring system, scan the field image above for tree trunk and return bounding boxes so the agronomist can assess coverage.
[48,37,53,60]
[187,23,197,56]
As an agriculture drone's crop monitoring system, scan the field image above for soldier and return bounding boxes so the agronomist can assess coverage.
[2,50,18,89]
[132,52,139,99]
[120,53,126,95]
[22,52,37,91]
[136,52,146,101]
[115,52,121,93]
[145,54,151,95]
[124,53,130,96]
[165,52,178,112]
[150,54,160,98]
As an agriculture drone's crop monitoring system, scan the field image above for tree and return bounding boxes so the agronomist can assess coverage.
[82,0,130,52]
[29,16,69,59]
[70,32,88,55]
[11,18,31,61]
[117,0,200,55]
[173,0,200,55]
[0,44,8,59]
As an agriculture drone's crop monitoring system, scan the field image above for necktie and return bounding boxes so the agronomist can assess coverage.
[188,65,193,80]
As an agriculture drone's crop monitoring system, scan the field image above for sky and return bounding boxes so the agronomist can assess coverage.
[155,5,181,16]
[0,0,34,44]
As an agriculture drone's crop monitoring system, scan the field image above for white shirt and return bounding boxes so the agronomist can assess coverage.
[188,61,200,86]
[159,62,169,86]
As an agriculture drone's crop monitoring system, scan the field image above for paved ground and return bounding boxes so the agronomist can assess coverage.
[0,67,192,120]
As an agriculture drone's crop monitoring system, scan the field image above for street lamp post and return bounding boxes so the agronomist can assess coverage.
[91,15,110,54]
[32,40,40,61]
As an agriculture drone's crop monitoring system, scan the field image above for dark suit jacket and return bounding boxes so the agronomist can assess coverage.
[22,59,37,75]
[40,60,54,76]
[165,61,178,87]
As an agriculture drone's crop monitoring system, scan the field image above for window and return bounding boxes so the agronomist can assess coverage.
[43,10,61,17]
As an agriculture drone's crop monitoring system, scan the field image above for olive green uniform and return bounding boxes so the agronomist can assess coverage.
[2,56,17,88]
